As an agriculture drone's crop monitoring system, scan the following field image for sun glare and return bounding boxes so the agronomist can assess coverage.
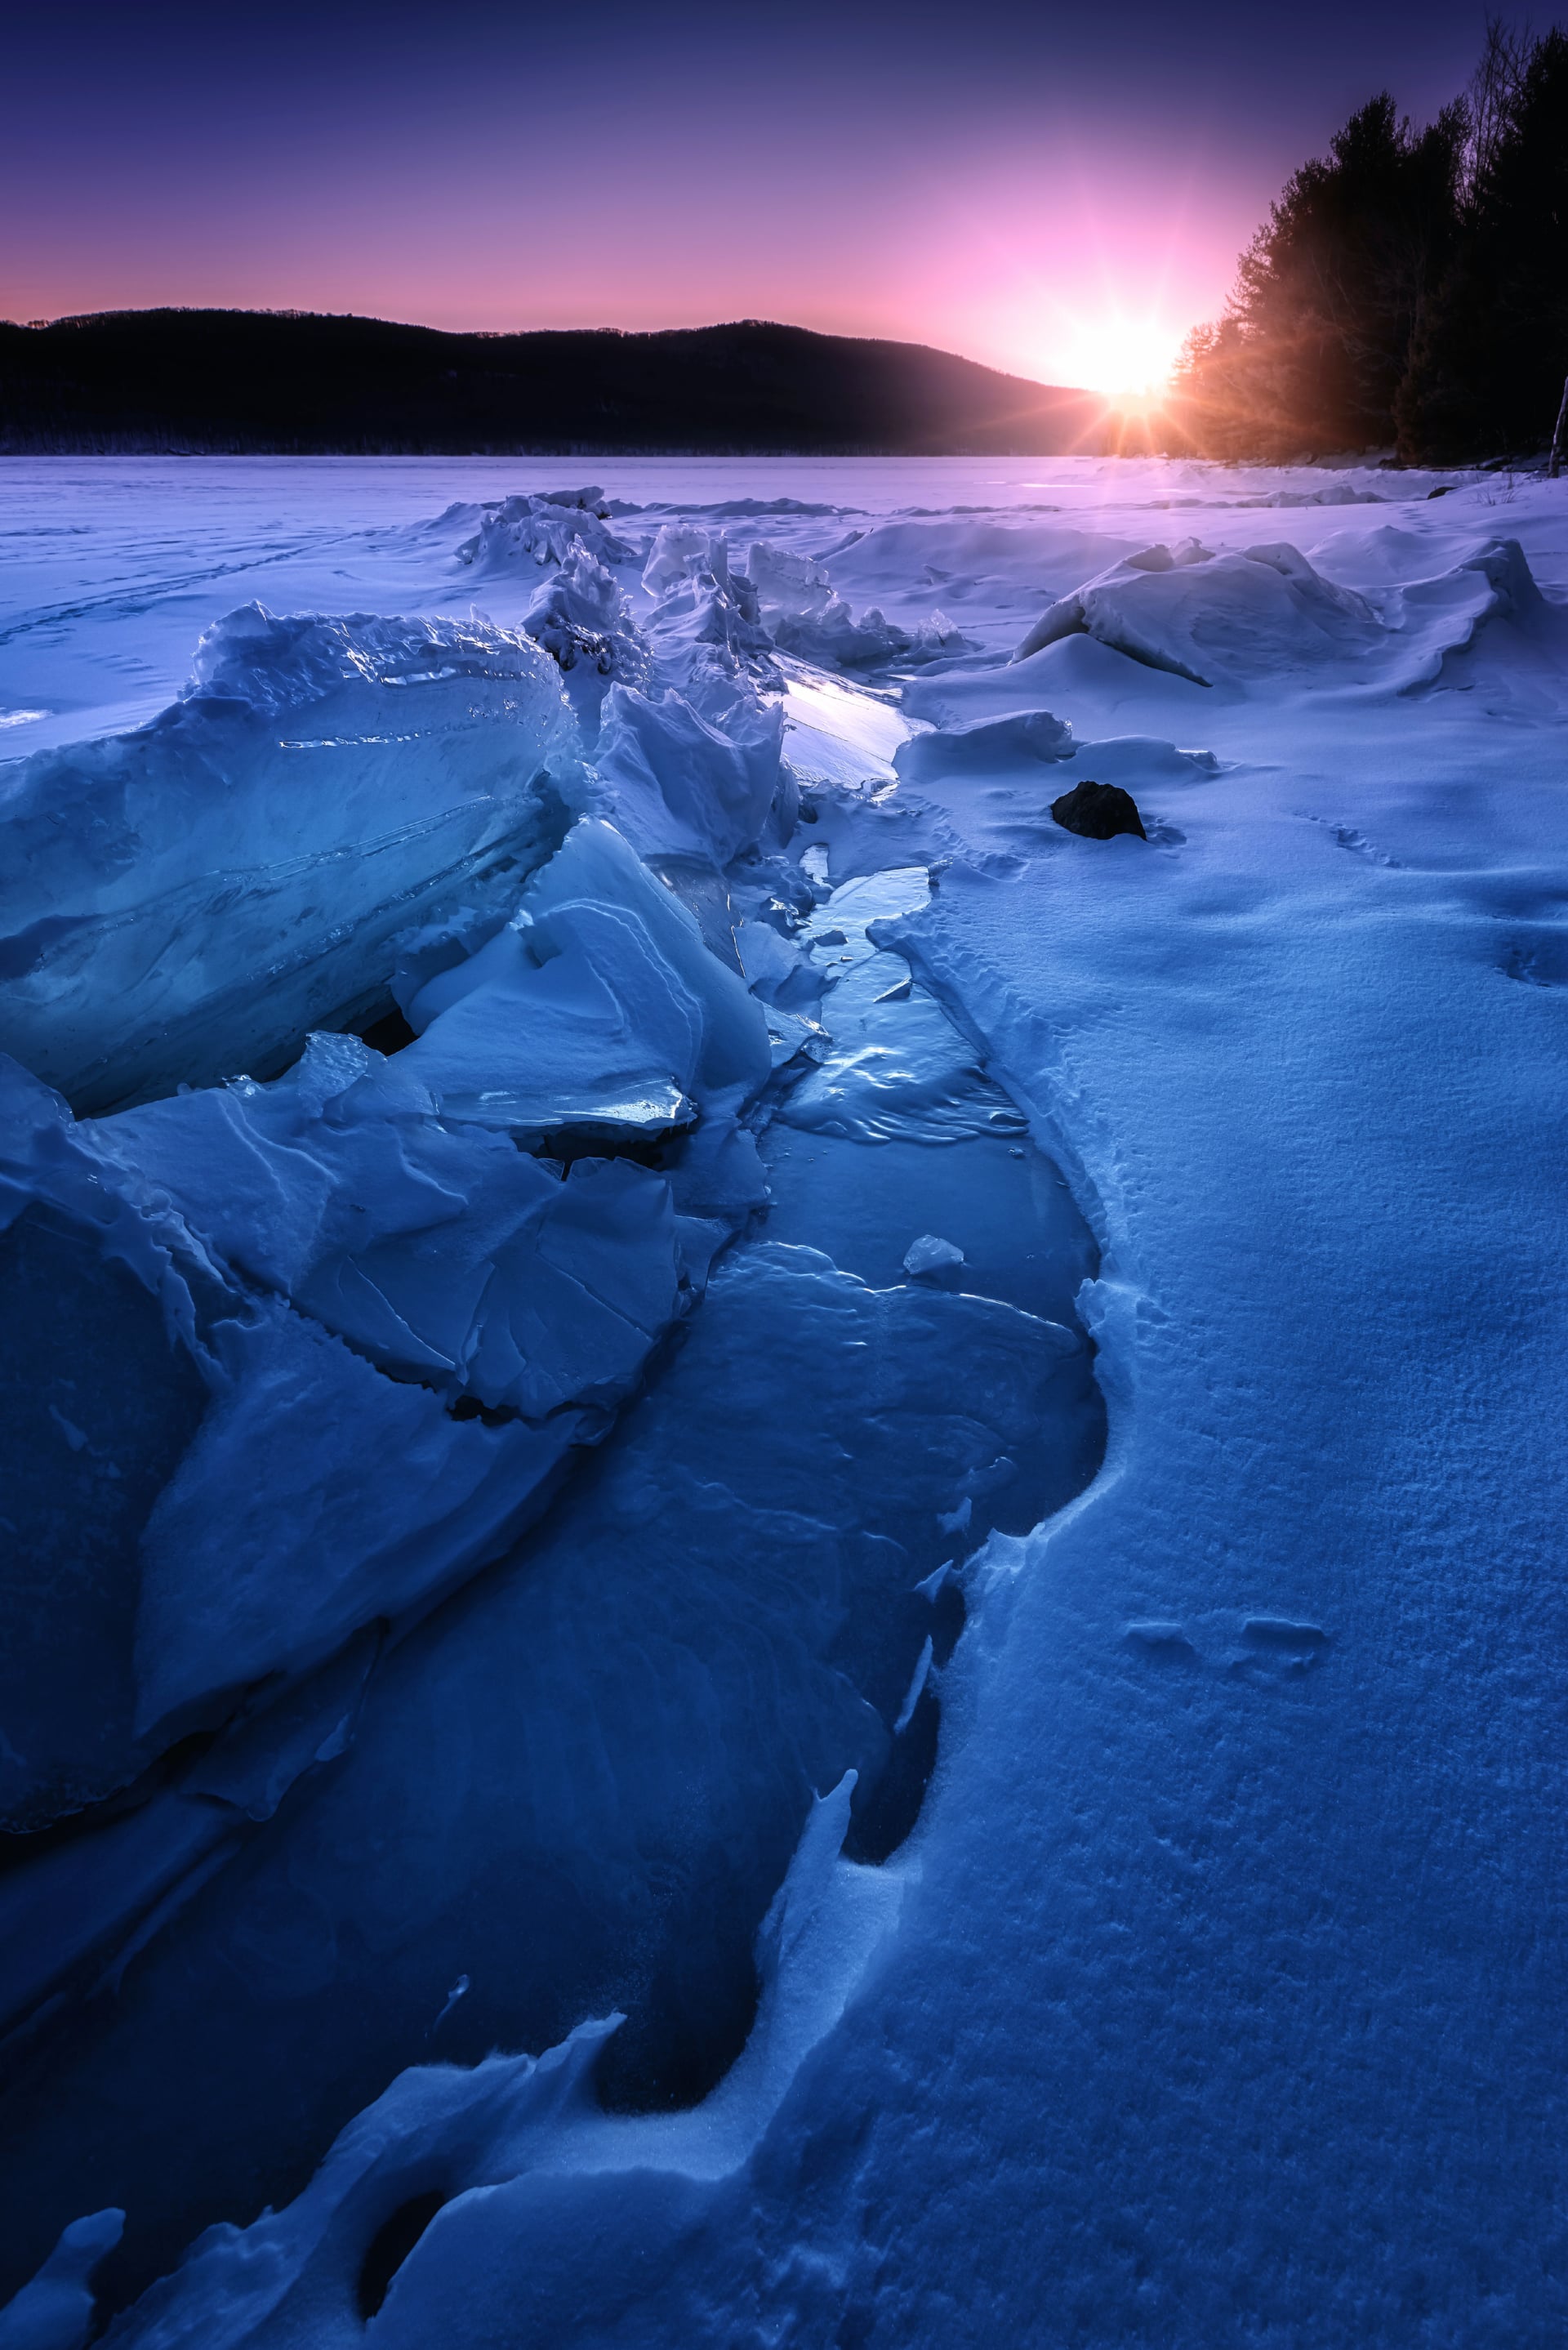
[1053,315,1181,400]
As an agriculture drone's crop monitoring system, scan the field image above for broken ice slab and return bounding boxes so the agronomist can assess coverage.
[359,819,772,1135]
[0,1032,707,1796]
[593,680,791,870]
[777,658,911,790]
[795,866,933,970]
[776,930,1026,1148]
[0,1233,1105,2308]
[0,607,583,1113]
[0,1636,379,2052]
[1008,535,1562,698]
[903,1233,965,1278]
[768,860,1026,1147]
[93,1038,689,1420]
[0,1193,209,1832]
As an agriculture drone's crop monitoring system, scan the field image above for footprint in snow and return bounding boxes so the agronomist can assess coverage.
[1123,1616,1330,1677]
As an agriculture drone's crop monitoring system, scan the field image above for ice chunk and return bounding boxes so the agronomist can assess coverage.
[768,592,912,670]
[642,520,724,598]
[0,608,581,1113]
[904,608,980,662]
[519,546,650,732]
[372,820,772,1139]
[0,1057,221,1826]
[593,683,789,867]
[903,1233,965,1277]
[0,974,723,1759]
[456,492,635,573]
[94,1044,688,1416]
[133,1306,592,1734]
[742,537,835,618]
[640,536,777,688]
[736,917,801,994]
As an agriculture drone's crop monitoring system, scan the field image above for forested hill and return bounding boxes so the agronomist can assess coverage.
[0,311,1110,456]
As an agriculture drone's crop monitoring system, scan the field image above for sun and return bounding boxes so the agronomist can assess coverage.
[1053,314,1181,400]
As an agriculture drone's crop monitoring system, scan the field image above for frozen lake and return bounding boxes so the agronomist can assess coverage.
[1,452,1566,2346]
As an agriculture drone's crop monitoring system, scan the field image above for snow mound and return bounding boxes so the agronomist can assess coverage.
[0,2209,122,2350]
[1015,540,1385,685]
[82,1779,887,2350]
[0,607,581,1112]
[825,519,1131,604]
[1061,734,1221,783]
[1013,534,1557,696]
[457,491,636,574]
[1388,535,1559,686]
[1250,481,1383,507]
[894,709,1076,782]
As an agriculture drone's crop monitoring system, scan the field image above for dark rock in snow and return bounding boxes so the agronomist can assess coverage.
[1050,779,1147,842]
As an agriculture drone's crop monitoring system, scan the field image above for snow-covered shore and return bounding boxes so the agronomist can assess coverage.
[1,454,1564,2347]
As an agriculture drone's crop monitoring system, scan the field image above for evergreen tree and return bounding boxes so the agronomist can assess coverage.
[1396,27,1568,459]
[1168,95,1465,456]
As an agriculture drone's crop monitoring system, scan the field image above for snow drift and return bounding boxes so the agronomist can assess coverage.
[1013,533,1558,695]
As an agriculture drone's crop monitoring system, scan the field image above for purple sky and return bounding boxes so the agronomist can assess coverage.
[7,0,1492,386]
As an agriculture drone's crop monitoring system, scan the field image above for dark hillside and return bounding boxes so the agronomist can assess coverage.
[0,310,1110,456]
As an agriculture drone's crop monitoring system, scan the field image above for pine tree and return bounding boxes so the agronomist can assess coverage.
[1396,26,1568,460]
[1166,95,1465,456]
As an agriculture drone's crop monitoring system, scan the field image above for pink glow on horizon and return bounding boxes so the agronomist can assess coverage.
[6,128,1251,389]
[5,0,1494,390]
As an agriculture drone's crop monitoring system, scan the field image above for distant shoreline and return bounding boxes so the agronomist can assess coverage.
[0,309,1124,459]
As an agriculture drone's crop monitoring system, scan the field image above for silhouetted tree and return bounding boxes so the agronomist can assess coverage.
[1396,25,1568,458]
[1166,94,1465,456]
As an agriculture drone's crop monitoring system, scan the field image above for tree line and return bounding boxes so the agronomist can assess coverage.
[1161,20,1568,462]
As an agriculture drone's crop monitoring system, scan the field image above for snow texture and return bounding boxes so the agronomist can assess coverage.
[0,451,1565,2348]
